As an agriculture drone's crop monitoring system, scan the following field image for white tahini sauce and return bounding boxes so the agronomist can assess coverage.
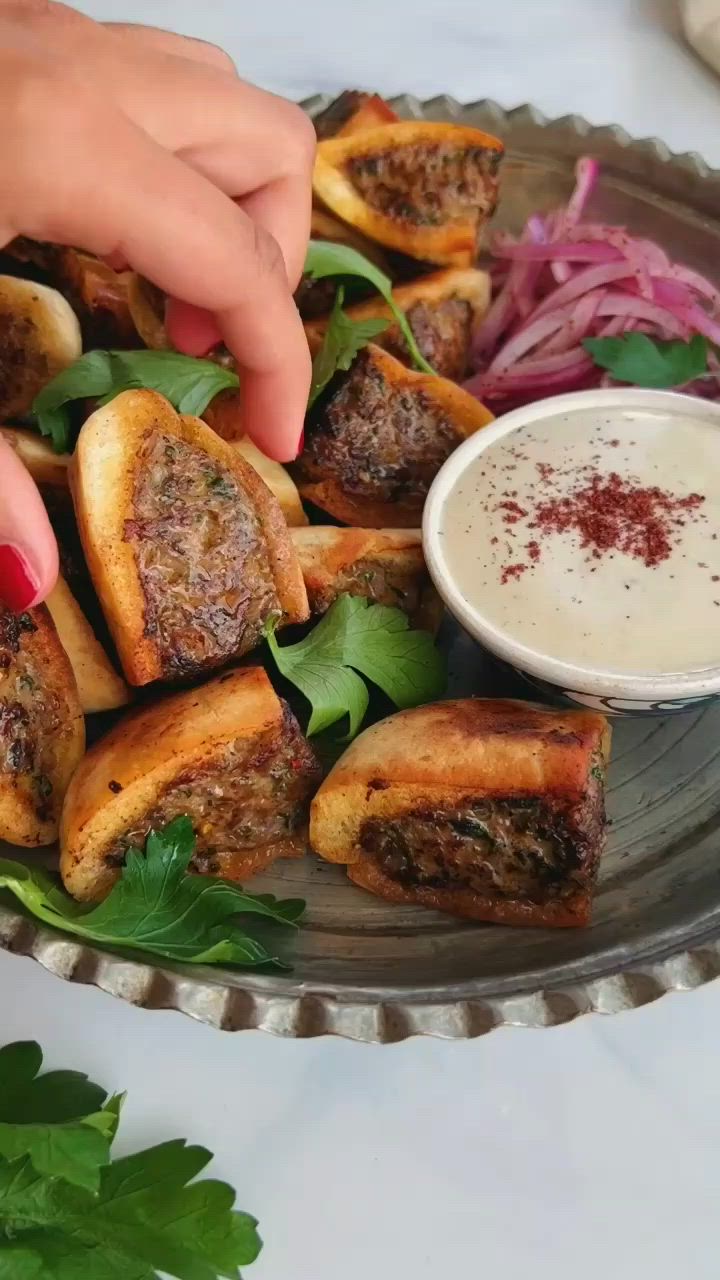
[439,404,720,676]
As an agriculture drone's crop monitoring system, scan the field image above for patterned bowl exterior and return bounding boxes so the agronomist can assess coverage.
[4,96,720,1040]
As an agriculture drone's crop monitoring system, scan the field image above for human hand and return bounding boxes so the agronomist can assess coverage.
[0,1,315,610]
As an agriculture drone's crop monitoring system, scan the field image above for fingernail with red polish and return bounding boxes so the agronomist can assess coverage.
[296,429,305,458]
[0,546,38,612]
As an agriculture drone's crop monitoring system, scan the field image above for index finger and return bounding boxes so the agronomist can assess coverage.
[0,439,58,610]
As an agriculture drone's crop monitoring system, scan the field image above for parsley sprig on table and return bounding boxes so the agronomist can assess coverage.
[0,1040,261,1279]
[265,594,447,738]
[0,818,303,970]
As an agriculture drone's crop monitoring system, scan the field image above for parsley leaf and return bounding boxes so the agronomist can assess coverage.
[0,1043,119,1192]
[304,240,436,376]
[583,332,709,388]
[264,594,447,739]
[33,351,240,454]
[308,286,389,407]
[0,818,304,970]
[0,1140,261,1280]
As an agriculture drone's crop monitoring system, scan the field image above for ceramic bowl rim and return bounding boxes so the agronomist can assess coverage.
[422,387,720,701]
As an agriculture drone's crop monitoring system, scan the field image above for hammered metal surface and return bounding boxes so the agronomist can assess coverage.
[3,96,720,1039]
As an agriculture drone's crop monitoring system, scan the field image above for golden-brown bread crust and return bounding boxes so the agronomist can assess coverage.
[0,276,82,419]
[313,90,400,140]
[125,273,168,349]
[201,388,244,440]
[303,267,491,361]
[60,666,314,901]
[70,390,308,686]
[57,251,137,348]
[0,427,70,490]
[313,122,504,266]
[229,438,308,526]
[46,576,130,714]
[294,343,494,527]
[0,604,85,847]
[310,699,610,927]
[290,525,442,630]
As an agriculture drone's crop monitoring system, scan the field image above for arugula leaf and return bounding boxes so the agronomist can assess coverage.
[309,286,389,407]
[0,818,304,970]
[0,1141,261,1280]
[33,351,240,454]
[304,240,436,376]
[0,1043,117,1192]
[583,332,709,388]
[265,594,447,739]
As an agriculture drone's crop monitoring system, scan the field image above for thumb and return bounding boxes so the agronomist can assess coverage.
[0,439,59,610]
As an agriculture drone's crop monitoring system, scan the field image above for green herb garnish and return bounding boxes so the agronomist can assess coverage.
[308,286,389,407]
[0,1042,119,1193]
[264,593,446,739]
[583,332,710,388]
[0,1041,261,1279]
[304,240,436,376]
[33,351,241,454]
[0,818,303,970]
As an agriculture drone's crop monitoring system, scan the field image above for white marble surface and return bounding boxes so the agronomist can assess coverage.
[4,2,720,1276]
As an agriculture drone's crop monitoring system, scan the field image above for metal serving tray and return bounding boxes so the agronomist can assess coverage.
[3,96,720,1041]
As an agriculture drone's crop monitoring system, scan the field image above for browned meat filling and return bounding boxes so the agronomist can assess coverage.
[295,275,340,321]
[0,608,62,822]
[311,558,423,617]
[126,431,281,677]
[347,143,501,228]
[104,706,322,873]
[380,297,473,380]
[300,348,460,507]
[359,785,605,903]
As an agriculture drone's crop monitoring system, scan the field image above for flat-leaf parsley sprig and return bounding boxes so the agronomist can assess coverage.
[0,817,304,970]
[264,593,447,739]
[0,1040,261,1280]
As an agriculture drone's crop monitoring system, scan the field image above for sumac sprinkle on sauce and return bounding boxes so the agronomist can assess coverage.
[530,470,704,569]
[439,409,720,677]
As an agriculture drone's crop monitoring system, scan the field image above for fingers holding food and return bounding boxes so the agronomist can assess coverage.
[70,390,308,686]
[0,603,84,846]
[46,575,130,715]
[60,666,322,902]
[0,438,59,611]
[310,699,611,927]
[294,344,494,526]
[313,122,504,266]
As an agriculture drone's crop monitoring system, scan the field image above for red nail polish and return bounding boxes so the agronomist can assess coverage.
[296,429,305,458]
[0,546,38,612]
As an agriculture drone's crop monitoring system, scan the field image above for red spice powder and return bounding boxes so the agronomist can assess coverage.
[530,471,705,569]
[500,564,528,585]
[497,499,528,526]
